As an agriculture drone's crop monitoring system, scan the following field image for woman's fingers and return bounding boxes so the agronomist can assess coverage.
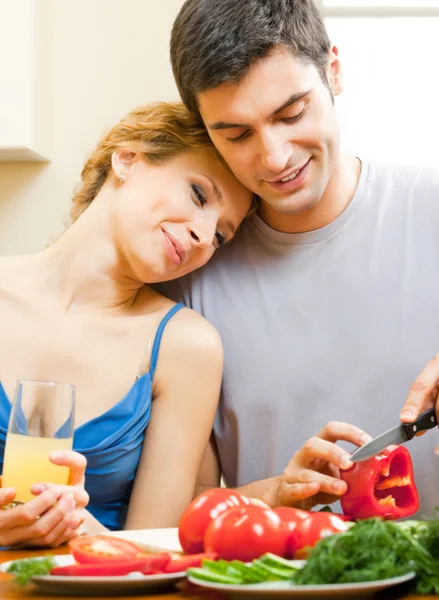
[0,488,75,547]
[25,496,78,548]
[45,510,85,548]
[0,488,62,530]
[31,483,89,510]
[0,487,16,507]
[49,450,87,486]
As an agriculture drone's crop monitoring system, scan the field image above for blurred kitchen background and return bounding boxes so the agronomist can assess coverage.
[0,0,438,255]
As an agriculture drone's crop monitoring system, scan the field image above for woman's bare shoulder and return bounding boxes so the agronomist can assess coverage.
[169,305,222,350]
[138,287,222,351]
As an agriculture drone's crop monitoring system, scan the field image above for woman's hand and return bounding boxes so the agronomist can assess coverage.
[0,449,89,548]
[274,421,371,510]
[28,449,89,546]
[0,484,78,548]
[30,449,89,510]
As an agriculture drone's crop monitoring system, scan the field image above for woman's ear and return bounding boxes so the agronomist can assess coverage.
[327,45,343,97]
[111,149,137,184]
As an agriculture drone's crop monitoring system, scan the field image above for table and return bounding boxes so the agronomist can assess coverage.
[0,546,436,599]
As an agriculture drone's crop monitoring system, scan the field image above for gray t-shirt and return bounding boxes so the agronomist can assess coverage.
[159,160,439,517]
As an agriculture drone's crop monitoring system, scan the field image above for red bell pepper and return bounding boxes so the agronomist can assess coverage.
[162,552,218,573]
[50,558,157,577]
[340,444,419,520]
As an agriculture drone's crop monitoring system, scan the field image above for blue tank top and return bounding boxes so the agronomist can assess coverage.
[0,303,185,531]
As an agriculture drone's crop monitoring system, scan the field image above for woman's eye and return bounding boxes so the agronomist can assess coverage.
[191,184,207,206]
[215,230,226,247]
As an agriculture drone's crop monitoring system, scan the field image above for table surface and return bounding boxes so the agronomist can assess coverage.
[0,546,436,599]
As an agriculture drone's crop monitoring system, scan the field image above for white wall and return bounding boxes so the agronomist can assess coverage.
[0,2,438,256]
[0,0,184,255]
[326,15,439,167]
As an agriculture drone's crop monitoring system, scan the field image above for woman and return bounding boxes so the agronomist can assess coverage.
[0,102,253,547]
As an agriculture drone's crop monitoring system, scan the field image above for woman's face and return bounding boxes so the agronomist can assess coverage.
[111,149,253,283]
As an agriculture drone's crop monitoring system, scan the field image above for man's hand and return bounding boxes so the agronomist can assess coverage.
[274,421,371,510]
[400,354,439,425]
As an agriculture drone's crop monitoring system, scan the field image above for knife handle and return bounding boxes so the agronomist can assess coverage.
[402,407,438,441]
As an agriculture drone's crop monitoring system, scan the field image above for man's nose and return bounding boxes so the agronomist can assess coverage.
[188,218,216,249]
[259,132,290,174]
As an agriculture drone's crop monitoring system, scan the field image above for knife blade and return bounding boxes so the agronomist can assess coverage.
[350,407,438,463]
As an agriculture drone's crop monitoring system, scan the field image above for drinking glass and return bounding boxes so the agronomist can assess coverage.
[2,380,75,503]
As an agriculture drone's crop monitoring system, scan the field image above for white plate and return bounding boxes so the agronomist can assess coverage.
[1,554,186,596]
[105,527,183,554]
[188,564,416,599]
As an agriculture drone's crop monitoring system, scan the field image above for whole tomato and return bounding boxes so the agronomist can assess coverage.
[204,505,288,562]
[178,488,250,554]
[273,507,310,558]
[291,512,350,558]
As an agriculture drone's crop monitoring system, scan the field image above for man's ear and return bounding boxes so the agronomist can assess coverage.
[111,149,137,183]
[327,45,343,97]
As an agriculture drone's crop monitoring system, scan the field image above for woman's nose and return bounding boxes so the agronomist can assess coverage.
[188,218,215,249]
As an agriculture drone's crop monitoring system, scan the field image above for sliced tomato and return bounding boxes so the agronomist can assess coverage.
[163,552,218,573]
[50,558,154,577]
[69,535,145,564]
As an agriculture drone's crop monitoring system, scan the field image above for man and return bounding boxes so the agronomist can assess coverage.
[160,0,439,514]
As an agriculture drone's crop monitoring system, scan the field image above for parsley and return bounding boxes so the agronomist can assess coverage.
[7,556,56,586]
[292,518,439,594]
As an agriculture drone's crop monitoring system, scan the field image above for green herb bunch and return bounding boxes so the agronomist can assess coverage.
[292,517,439,594]
[7,556,55,586]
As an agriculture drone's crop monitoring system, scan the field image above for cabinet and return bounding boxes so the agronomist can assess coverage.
[0,0,53,161]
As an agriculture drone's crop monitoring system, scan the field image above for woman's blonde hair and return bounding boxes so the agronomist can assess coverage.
[70,102,225,223]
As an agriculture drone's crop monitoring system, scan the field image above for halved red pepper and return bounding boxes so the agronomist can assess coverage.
[162,552,218,573]
[50,558,157,577]
[340,444,419,520]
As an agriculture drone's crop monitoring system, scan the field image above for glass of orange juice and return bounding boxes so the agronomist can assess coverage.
[2,380,75,503]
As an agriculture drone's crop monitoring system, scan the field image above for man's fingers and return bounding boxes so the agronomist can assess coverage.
[317,421,371,447]
[285,467,347,497]
[298,436,354,471]
[279,481,320,506]
[400,355,439,422]
[49,450,87,486]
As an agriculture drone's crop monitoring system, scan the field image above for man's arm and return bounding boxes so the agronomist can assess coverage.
[196,422,370,510]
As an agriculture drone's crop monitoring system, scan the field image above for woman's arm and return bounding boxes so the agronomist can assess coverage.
[125,310,223,529]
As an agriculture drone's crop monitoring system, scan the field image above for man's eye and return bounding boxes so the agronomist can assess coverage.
[281,106,307,124]
[215,230,226,247]
[191,184,207,205]
[227,131,250,144]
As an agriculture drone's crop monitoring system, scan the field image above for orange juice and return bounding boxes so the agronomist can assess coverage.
[2,433,73,502]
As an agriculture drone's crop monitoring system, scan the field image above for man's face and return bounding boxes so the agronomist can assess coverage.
[198,48,343,217]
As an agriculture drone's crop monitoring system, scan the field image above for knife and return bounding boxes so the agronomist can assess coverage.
[350,407,438,463]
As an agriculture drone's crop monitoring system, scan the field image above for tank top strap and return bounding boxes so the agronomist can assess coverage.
[149,303,185,380]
